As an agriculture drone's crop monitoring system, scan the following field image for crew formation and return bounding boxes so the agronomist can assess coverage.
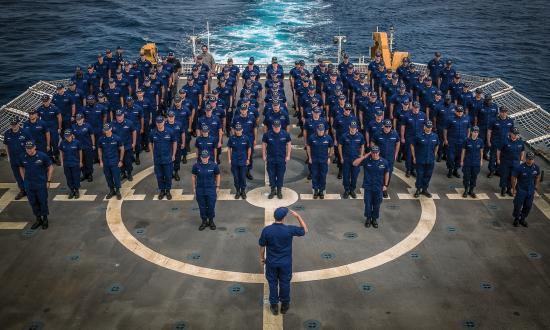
[2,47,541,233]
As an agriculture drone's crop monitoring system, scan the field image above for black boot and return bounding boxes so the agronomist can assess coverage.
[405,170,411,178]
[469,188,477,198]
[422,189,432,198]
[280,303,289,314]
[80,175,87,182]
[506,188,513,197]
[173,171,180,181]
[158,190,165,200]
[365,218,371,228]
[182,155,187,164]
[199,219,208,231]
[414,189,421,198]
[436,155,442,162]
[453,169,460,178]
[127,173,133,181]
[41,216,48,229]
[73,189,80,199]
[106,189,115,199]
[307,172,312,180]
[383,190,388,198]
[209,218,216,230]
[14,190,26,200]
[165,190,172,200]
[31,216,42,230]
[447,169,453,178]
[68,189,74,199]
[520,218,528,228]
[246,170,253,180]
[337,168,343,179]
[54,156,61,166]
[270,304,279,315]
[411,169,416,177]
[513,218,519,227]
[349,190,357,199]
[487,171,494,178]
[313,189,319,199]
[319,190,324,199]
[87,174,93,182]
[268,188,276,199]
[115,188,122,200]
[462,188,469,198]
[371,219,378,228]
[343,190,349,199]
[277,188,283,199]
[241,189,247,199]
[500,187,506,197]
[135,154,140,165]
[234,189,241,199]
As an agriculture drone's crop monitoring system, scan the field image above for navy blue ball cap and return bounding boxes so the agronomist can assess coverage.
[103,123,112,131]
[399,83,406,89]
[499,106,508,112]
[56,83,64,89]
[68,80,76,86]
[86,94,95,101]
[371,145,380,152]
[359,73,366,79]
[526,151,535,160]
[126,96,133,102]
[446,59,453,65]
[272,120,282,128]
[308,85,316,90]
[338,95,346,101]
[156,116,165,123]
[402,99,410,104]
[436,90,442,96]
[274,207,288,220]
[376,110,384,116]
[425,120,433,128]
[174,95,182,102]
[299,60,305,65]
[511,127,520,134]
[472,126,480,132]
[115,109,124,116]
[248,57,255,63]
[109,78,115,83]
[200,149,210,158]
[75,113,84,120]
[167,111,175,117]
[201,124,210,132]
[312,107,321,113]
[456,106,464,112]
[64,129,72,136]
[445,94,452,100]
[425,76,432,82]
[10,118,18,125]
[370,91,377,97]
[234,123,243,131]
[209,95,217,102]
[412,101,420,108]
[475,88,483,94]
[383,119,392,127]
[349,121,358,128]
[25,140,35,149]
[28,109,37,114]
[41,94,50,101]
[240,103,248,110]
[317,123,325,131]
[435,51,442,57]
[454,73,461,79]
[97,92,105,98]
[330,71,338,76]
[345,103,353,110]
[169,51,175,56]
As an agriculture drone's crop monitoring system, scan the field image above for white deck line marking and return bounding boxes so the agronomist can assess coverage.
[0,222,28,230]
[262,208,283,329]
[397,188,440,200]
[534,196,550,220]
[217,189,237,201]
[0,183,59,189]
[356,188,390,200]
[494,191,540,200]
[447,188,489,200]
[53,189,97,201]
[0,189,19,213]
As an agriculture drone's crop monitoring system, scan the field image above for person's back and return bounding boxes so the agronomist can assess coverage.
[259,207,307,316]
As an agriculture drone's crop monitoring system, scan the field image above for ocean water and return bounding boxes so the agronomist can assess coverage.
[1,0,549,110]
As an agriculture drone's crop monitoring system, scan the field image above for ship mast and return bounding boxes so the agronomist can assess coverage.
[333,35,347,64]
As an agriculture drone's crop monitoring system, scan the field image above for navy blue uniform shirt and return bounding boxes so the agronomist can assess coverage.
[259,223,305,266]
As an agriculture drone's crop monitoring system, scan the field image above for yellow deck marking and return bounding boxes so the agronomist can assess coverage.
[0,222,28,229]
[53,189,97,201]
[446,188,490,200]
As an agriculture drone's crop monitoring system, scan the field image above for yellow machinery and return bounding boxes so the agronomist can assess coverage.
[370,31,409,71]
[140,43,158,65]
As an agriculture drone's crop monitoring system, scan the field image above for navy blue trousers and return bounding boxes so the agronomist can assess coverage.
[103,164,121,189]
[196,192,217,220]
[446,142,463,170]
[415,163,434,190]
[154,162,173,190]
[342,160,360,191]
[462,166,480,189]
[513,189,534,220]
[25,185,48,217]
[265,263,292,305]
[82,148,94,178]
[10,160,24,190]
[267,161,286,189]
[311,161,328,190]
[231,164,247,190]
[363,188,383,219]
[63,165,81,190]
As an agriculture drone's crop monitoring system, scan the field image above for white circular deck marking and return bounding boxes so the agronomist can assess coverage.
[105,152,437,283]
